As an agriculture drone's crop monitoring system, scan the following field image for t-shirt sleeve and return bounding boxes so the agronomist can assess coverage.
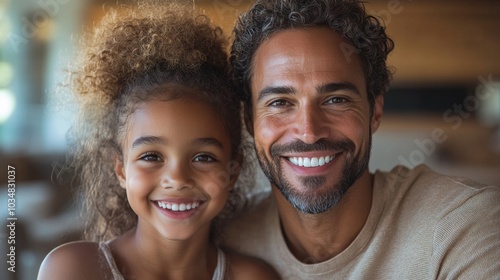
[430,185,500,279]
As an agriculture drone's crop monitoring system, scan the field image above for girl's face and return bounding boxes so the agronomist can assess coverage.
[115,95,236,241]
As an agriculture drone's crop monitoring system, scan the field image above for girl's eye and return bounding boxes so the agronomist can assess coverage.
[139,152,162,162]
[325,97,349,104]
[193,154,216,162]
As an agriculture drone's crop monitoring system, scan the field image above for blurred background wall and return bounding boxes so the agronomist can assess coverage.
[0,0,499,279]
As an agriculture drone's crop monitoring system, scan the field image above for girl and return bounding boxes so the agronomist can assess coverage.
[37,2,278,280]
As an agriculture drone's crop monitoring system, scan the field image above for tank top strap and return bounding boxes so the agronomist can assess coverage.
[212,247,227,280]
[99,242,226,280]
[99,242,125,280]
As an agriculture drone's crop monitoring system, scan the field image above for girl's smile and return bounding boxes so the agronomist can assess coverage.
[154,199,206,220]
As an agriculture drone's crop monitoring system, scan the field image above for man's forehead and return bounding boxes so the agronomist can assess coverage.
[250,27,366,94]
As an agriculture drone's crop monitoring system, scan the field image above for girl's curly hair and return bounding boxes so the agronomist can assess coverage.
[67,1,248,242]
[230,0,394,128]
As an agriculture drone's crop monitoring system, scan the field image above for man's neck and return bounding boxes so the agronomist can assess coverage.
[273,170,374,263]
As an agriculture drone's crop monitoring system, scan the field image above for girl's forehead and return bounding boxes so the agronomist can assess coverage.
[134,83,205,102]
[123,98,231,151]
[121,83,211,121]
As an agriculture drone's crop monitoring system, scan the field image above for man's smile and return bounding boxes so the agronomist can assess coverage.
[287,154,336,167]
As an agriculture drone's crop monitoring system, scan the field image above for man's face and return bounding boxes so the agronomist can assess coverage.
[250,27,383,214]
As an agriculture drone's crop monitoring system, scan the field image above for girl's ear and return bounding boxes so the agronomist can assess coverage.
[115,158,126,189]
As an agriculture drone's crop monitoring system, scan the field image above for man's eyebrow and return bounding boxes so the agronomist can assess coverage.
[257,86,295,102]
[316,82,361,95]
[257,82,360,102]
[131,136,167,149]
[193,137,224,150]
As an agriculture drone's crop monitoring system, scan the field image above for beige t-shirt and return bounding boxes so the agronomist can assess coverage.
[222,165,500,279]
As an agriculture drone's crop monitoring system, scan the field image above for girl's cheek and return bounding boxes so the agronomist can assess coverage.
[127,172,154,190]
[204,181,223,200]
[202,165,234,199]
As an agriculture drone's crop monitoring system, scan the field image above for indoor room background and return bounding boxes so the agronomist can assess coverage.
[0,0,499,279]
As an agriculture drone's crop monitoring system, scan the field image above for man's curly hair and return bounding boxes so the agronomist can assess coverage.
[230,0,394,128]
[66,1,246,242]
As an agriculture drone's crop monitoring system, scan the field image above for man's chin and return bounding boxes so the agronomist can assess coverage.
[279,174,337,195]
[287,194,339,214]
[274,183,345,214]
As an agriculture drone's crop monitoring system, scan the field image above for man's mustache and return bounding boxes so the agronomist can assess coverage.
[270,139,355,156]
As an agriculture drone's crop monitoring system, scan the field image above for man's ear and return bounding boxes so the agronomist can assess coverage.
[114,158,126,189]
[228,152,244,191]
[371,95,384,133]
[244,105,254,136]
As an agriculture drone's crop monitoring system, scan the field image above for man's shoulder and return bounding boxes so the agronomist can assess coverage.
[376,164,498,195]
[375,164,500,221]
[388,165,500,278]
[226,189,275,229]
[367,165,500,278]
[222,190,278,255]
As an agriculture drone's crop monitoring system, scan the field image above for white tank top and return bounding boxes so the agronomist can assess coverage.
[99,242,227,280]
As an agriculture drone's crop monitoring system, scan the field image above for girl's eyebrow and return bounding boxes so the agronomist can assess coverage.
[132,136,167,149]
[193,137,225,150]
[131,136,224,150]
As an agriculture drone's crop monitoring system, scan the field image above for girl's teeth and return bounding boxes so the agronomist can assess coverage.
[289,155,335,167]
[157,201,200,211]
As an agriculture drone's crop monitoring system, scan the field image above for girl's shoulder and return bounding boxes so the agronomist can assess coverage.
[225,251,281,280]
[38,241,112,280]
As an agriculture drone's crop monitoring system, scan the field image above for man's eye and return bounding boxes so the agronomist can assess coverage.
[325,97,348,104]
[193,154,216,162]
[269,99,290,107]
[139,153,162,162]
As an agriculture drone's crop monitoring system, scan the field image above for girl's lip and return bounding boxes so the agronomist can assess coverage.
[154,200,207,220]
[153,197,206,204]
[153,198,206,212]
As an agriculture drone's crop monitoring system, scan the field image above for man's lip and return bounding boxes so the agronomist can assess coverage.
[281,151,339,158]
[283,152,342,175]
[281,151,343,166]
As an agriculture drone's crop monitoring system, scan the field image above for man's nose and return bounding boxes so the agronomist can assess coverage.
[290,103,329,144]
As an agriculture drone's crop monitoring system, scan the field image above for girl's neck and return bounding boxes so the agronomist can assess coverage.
[110,225,218,280]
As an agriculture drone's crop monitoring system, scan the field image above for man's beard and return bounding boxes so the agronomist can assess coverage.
[256,136,371,214]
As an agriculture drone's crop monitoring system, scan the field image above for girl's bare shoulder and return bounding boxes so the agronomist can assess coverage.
[37,241,111,280]
[226,251,281,280]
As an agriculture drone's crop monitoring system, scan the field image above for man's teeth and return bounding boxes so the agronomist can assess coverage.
[289,155,335,167]
[157,201,200,211]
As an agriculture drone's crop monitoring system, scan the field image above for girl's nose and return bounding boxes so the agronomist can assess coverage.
[160,161,194,190]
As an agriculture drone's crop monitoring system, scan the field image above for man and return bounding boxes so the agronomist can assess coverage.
[223,0,500,279]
